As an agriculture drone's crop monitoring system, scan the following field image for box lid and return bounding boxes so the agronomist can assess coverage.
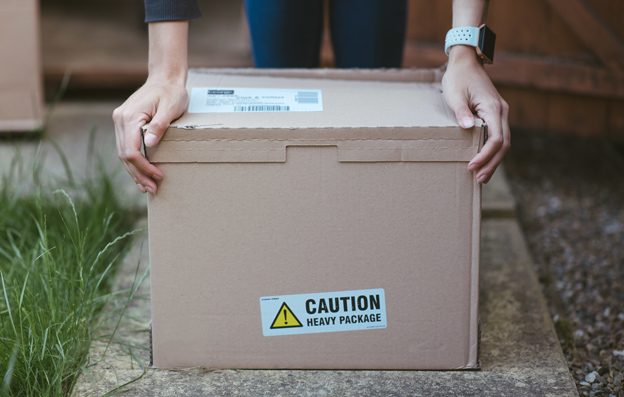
[147,69,483,163]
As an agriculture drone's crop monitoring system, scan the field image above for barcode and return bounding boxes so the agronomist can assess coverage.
[234,105,291,112]
[295,91,319,104]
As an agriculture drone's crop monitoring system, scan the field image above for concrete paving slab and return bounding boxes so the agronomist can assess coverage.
[482,167,516,218]
[0,102,143,207]
[72,220,578,396]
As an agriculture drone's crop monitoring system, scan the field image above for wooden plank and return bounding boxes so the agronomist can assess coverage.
[586,0,624,42]
[488,0,590,59]
[407,0,591,60]
[498,87,624,139]
[406,0,451,43]
[42,0,251,89]
[497,87,549,132]
[403,42,624,99]
[546,0,624,71]
[607,99,624,140]
[546,92,608,136]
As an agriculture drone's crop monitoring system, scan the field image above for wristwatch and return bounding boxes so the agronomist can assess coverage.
[444,24,496,64]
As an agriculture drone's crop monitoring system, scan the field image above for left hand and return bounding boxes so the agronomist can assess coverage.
[442,45,510,184]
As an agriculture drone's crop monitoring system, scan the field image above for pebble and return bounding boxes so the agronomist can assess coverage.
[603,220,622,235]
[585,371,599,383]
[505,132,624,396]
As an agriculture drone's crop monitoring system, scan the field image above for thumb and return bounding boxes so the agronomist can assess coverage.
[143,104,180,148]
[444,91,475,129]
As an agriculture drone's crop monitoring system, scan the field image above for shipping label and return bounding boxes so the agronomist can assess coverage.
[188,87,323,113]
[259,288,387,336]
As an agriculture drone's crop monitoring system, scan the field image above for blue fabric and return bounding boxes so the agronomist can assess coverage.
[143,0,407,67]
[244,0,407,68]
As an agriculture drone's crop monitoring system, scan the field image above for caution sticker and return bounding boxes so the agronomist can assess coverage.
[259,289,386,336]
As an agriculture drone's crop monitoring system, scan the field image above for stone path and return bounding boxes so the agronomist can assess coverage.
[74,216,580,396]
[2,103,578,396]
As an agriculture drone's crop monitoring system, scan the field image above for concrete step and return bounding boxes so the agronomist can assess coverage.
[72,214,578,396]
[0,102,577,396]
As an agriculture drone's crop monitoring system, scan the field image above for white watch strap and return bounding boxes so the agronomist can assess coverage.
[445,26,480,55]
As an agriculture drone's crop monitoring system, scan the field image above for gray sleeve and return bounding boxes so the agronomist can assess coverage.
[144,0,201,22]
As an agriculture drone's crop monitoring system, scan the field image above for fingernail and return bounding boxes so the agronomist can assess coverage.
[147,185,157,194]
[461,116,475,129]
[477,174,486,183]
[144,132,158,147]
[153,172,164,181]
[137,184,146,193]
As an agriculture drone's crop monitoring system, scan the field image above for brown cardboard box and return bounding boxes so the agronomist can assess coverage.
[147,68,483,369]
[0,0,43,132]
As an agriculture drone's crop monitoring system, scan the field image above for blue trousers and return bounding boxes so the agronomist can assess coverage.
[244,0,408,68]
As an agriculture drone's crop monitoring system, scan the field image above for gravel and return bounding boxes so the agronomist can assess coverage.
[504,131,624,397]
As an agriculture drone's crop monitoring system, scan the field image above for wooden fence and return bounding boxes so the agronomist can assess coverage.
[403,0,624,138]
[40,0,624,138]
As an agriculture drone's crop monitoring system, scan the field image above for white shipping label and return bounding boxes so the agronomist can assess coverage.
[259,288,387,336]
[188,87,323,113]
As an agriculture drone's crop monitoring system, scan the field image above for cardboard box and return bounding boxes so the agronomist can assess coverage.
[0,0,43,132]
[147,68,483,369]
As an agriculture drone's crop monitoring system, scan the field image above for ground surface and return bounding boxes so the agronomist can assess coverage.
[505,131,624,397]
[22,103,576,396]
[73,180,579,396]
[2,103,582,396]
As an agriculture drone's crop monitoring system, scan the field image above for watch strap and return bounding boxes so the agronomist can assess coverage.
[444,26,480,55]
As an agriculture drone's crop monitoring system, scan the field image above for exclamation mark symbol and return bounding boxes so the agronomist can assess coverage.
[283,308,288,325]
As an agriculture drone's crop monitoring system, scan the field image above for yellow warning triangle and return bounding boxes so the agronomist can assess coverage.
[270,302,303,329]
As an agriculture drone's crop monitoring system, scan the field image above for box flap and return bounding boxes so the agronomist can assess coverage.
[170,72,457,130]
[148,126,482,163]
[147,69,483,163]
[191,67,444,83]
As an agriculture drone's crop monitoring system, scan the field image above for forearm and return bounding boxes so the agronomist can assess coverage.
[452,0,488,26]
[147,21,189,85]
[443,0,509,184]
[449,0,489,63]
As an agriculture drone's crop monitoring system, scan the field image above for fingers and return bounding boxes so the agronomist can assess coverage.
[143,102,181,148]
[442,63,511,184]
[113,104,164,194]
[477,100,511,183]
[127,161,161,194]
[443,88,475,129]
[469,99,510,183]
[112,82,188,194]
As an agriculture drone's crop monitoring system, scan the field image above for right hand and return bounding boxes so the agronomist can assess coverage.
[112,79,188,194]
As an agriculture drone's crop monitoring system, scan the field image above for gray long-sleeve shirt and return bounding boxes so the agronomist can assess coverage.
[144,0,201,22]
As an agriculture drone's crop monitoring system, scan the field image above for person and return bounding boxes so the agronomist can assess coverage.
[113,0,510,194]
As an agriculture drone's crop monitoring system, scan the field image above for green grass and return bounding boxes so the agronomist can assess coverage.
[0,159,139,396]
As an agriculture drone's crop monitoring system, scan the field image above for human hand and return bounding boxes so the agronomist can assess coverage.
[112,79,188,194]
[441,45,510,184]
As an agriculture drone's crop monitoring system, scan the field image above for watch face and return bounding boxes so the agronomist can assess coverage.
[479,25,496,63]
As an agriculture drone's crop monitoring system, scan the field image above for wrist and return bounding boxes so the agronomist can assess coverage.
[147,21,189,86]
[147,66,187,86]
[447,45,481,66]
